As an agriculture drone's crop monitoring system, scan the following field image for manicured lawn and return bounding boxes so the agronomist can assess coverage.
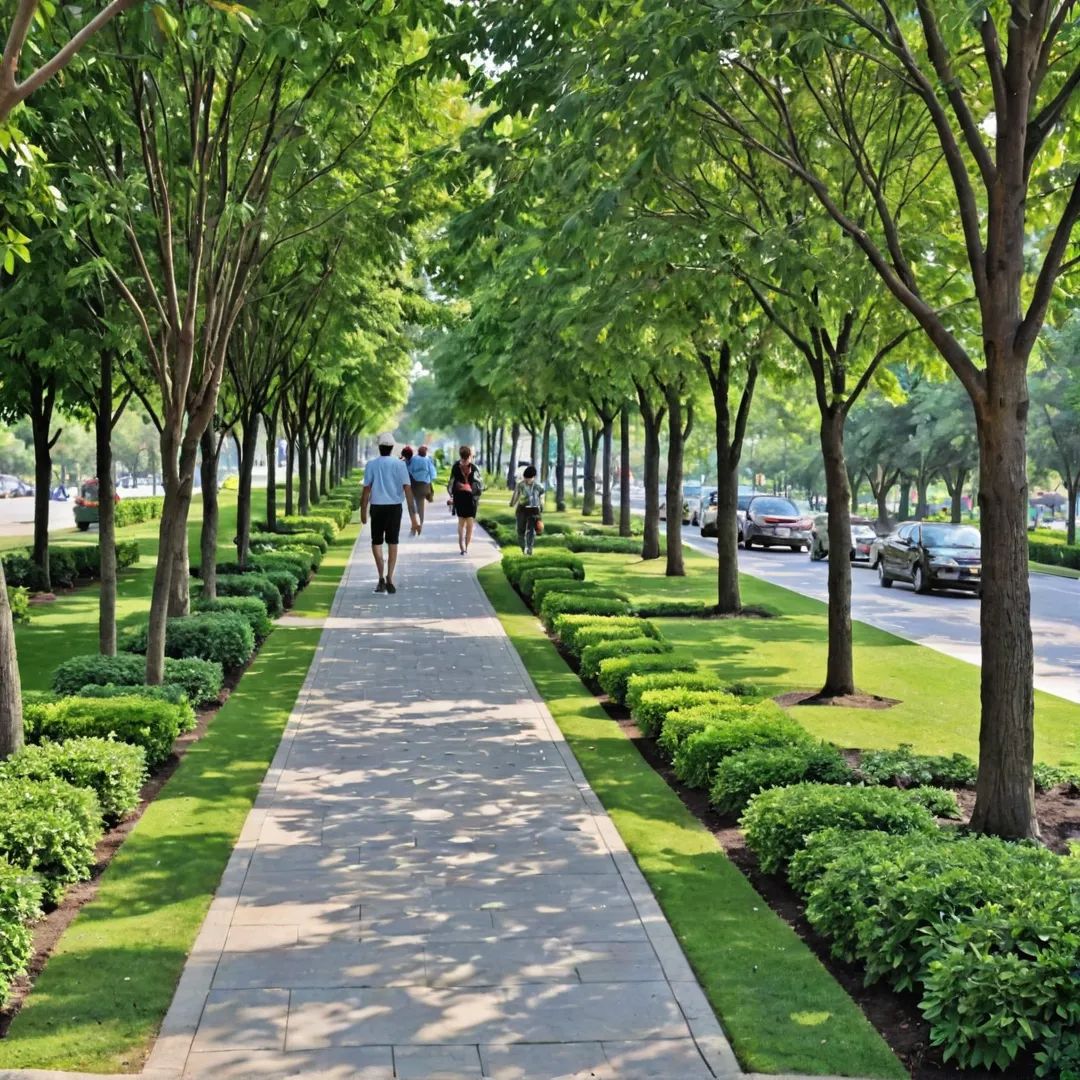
[1030,560,1080,580]
[0,493,356,1071]
[479,564,905,1079]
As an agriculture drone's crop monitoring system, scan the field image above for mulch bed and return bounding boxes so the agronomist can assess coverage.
[775,690,901,710]
[535,603,1077,1079]
[0,625,264,1038]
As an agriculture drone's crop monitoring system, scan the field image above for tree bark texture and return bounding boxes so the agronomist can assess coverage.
[664,386,687,578]
[0,558,23,759]
[581,422,601,517]
[638,390,665,562]
[200,425,220,601]
[820,411,855,697]
[28,373,56,591]
[601,416,614,526]
[619,406,631,538]
[541,418,551,485]
[97,352,117,656]
[264,412,278,534]
[506,423,520,489]
[945,469,968,523]
[236,421,259,567]
[285,436,295,518]
[298,438,310,516]
[555,423,566,511]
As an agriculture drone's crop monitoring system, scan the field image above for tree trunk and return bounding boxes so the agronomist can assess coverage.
[581,422,600,516]
[320,433,330,497]
[264,412,278,533]
[28,377,55,592]
[541,417,552,485]
[601,416,615,526]
[664,386,686,577]
[848,470,860,516]
[820,410,855,697]
[97,352,117,656]
[947,469,967,523]
[285,436,295,517]
[1068,477,1077,547]
[0,558,24,759]
[298,438,310,515]
[875,472,891,523]
[571,457,578,507]
[199,426,221,601]
[236,421,259,567]
[619,406,632,538]
[639,394,665,562]
[898,476,911,521]
[968,380,1037,839]
[308,437,319,505]
[529,427,538,468]
[169,514,190,617]
[495,426,504,476]
[916,473,930,520]
[555,423,566,511]
[506,423,520,489]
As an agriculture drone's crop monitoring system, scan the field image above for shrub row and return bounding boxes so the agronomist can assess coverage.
[554,614,661,652]
[114,496,164,528]
[597,654,697,704]
[121,611,255,671]
[51,654,223,706]
[531,578,628,610]
[215,573,283,617]
[541,593,631,629]
[74,683,196,731]
[250,529,328,555]
[502,549,585,587]
[857,744,977,788]
[7,586,29,624]
[2,542,140,591]
[192,595,273,641]
[1028,537,1080,570]
[0,858,43,1006]
[254,516,338,544]
[579,636,672,680]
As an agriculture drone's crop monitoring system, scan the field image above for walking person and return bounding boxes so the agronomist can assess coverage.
[448,445,482,554]
[361,433,420,594]
[406,444,437,533]
[510,465,545,555]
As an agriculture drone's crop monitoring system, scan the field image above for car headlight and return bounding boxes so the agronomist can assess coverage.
[930,556,957,567]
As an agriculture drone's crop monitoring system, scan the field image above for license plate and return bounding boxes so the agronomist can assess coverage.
[775,528,790,537]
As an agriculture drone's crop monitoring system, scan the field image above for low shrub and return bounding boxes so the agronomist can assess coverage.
[673,712,812,788]
[596,654,698,705]
[579,636,672,680]
[1033,761,1080,792]
[906,785,961,818]
[553,614,660,652]
[215,572,284,617]
[0,857,43,1006]
[7,586,29,624]
[0,737,147,824]
[259,568,300,608]
[24,695,185,768]
[269,515,338,544]
[193,595,273,640]
[858,744,978,788]
[624,670,726,714]
[67,542,141,578]
[1028,537,1080,570]
[531,578,628,611]
[632,599,711,618]
[792,829,1080,1072]
[0,776,103,903]
[740,782,937,875]
[75,683,196,732]
[307,505,351,530]
[1,553,42,591]
[634,688,737,738]
[657,700,790,757]
[114,496,164,528]
[250,530,328,554]
[709,744,853,815]
[563,534,662,555]
[251,553,311,586]
[502,549,584,587]
[541,593,631,630]
[122,611,255,670]
[51,654,223,707]
[519,566,576,601]
[569,621,666,658]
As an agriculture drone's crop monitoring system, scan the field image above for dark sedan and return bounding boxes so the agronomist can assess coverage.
[877,522,982,595]
[742,496,811,552]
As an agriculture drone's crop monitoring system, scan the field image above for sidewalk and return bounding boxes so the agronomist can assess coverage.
[139,514,741,1079]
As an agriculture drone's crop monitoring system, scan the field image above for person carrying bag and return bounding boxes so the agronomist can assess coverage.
[509,465,545,555]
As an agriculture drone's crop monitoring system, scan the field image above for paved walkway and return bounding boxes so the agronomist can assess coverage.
[143,515,741,1080]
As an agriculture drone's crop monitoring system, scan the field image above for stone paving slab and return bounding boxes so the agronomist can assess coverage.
[0,516,875,1080]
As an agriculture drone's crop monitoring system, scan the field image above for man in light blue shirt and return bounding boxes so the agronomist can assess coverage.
[406,445,438,532]
[361,433,419,595]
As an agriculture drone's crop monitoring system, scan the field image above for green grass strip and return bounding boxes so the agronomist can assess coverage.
[287,521,360,618]
[478,564,905,1079]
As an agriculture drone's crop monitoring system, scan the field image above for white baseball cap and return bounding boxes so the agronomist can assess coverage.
[376,432,395,447]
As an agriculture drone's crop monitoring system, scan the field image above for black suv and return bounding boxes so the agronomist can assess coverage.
[878,522,982,595]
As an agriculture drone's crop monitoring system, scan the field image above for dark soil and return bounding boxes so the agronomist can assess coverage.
[705,604,776,620]
[775,690,901,710]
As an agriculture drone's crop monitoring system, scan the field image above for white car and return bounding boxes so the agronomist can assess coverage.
[700,492,755,540]
[810,515,877,562]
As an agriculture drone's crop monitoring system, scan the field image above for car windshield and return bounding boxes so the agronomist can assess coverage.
[750,497,799,516]
[737,495,753,511]
[684,484,702,497]
[922,525,981,549]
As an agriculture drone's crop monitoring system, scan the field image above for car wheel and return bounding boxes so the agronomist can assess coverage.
[878,562,893,588]
[789,544,802,553]
[77,521,90,532]
[744,536,754,550]
[913,563,931,594]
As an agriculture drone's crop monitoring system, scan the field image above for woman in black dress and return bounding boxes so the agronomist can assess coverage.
[448,445,481,554]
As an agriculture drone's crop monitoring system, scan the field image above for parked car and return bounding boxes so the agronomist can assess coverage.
[809,515,877,562]
[878,522,982,595]
[73,479,120,531]
[742,496,812,551]
[0,475,33,498]
[700,491,755,539]
[685,483,707,526]
[659,492,691,525]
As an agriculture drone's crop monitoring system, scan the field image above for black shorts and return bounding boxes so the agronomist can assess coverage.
[369,503,403,545]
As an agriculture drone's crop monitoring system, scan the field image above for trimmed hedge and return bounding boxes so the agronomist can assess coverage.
[624,670,726,714]
[553,614,660,652]
[563,534,660,555]
[74,683,196,732]
[307,505,351,530]
[0,857,43,1006]
[672,712,812,788]
[250,530,328,554]
[579,636,672,680]
[257,516,338,544]
[215,572,284,617]
[0,776,103,903]
[251,552,311,585]
[502,549,584,587]
[121,611,255,670]
[540,593,632,629]
[709,744,853,815]
[193,595,273,640]
[519,566,575,600]
[657,700,790,757]
[1028,537,1080,570]
[740,782,938,874]
[259,567,300,608]
[566,621,659,657]
[51,654,223,707]
[596,654,698,704]
[23,696,185,768]
[114,496,164,528]
[633,688,738,738]
[531,578,628,611]
[632,599,712,618]
[0,737,147,824]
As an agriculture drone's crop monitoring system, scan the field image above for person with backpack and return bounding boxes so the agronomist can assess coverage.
[509,464,545,555]
[448,445,482,554]
[405,444,437,533]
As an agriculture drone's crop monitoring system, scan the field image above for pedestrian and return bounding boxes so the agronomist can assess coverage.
[448,445,482,554]
[361,433,420,594]
[509,465,545,555]
[406,444,437,533]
